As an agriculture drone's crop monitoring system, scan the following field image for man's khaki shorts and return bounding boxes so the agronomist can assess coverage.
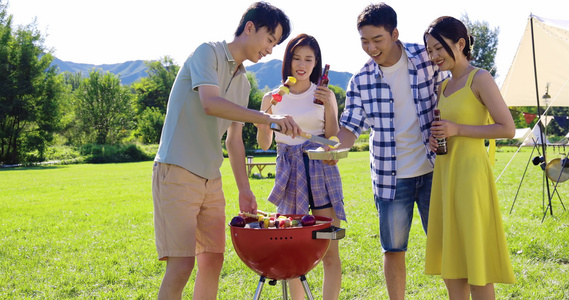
[152,162,225,260]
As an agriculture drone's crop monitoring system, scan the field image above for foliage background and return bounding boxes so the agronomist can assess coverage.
[5,1,567,167]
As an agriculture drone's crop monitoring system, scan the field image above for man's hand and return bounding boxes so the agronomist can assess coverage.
[238,188,257,214]
[268,115,302,138]
[321,127,357,166]
[428,134,438,152]
[322,158,339,166]
[320,145,338,166]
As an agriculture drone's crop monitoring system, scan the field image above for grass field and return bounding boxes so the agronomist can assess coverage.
[1,147,568,299]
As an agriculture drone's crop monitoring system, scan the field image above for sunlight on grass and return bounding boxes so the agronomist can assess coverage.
[1,148,568,299]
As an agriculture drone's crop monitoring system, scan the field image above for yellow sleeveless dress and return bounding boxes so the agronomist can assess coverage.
[425,69,516,285]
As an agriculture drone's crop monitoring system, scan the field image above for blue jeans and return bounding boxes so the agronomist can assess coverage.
[375,172,432,252]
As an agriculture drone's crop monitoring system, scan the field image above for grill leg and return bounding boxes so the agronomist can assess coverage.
[253,276,266,300]
[299,275,314,300]
[281,280,288,299]
[253,275,313,299]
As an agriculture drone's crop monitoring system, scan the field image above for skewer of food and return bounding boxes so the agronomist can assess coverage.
[230,211,318,229]
[263,76,297,112]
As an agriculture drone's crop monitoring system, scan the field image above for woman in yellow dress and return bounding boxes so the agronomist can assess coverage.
[423,16,516,299]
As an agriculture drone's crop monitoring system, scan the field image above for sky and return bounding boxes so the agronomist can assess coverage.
[6,0,568,86]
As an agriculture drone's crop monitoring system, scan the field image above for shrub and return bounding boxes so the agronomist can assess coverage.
[134,107,165,144]
[45,145,82,161]
[80,144,153,163]
[357,133,369,143]
[350,143,369,152]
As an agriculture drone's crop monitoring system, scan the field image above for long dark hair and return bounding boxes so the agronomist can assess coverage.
[281,34,322,84]
[423,16,474,61]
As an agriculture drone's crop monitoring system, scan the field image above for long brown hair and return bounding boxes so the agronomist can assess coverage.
[281,34,322,84]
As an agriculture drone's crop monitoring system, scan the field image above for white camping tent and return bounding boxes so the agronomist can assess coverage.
[500,15,569,107]
[521,126,550,146]
[512,116,554,145]
[513,128,531,140]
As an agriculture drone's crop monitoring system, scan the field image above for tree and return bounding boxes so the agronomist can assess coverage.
[75,70,134,145]
[58,72,85,145]
[131,57,176,144]
[461,14,500,77]
[63,71,83,91]
[329,84,346,121]
[133,56,178,113]
[0,1,63,164]
[240,72,264,150]
[134,106,164,144]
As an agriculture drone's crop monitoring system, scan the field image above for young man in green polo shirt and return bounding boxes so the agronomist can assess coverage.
[151,2,298,299]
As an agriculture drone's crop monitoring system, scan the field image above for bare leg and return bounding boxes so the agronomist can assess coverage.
[470,283,495,300]
[321,240,342,300]
[444,278,470,300]
[158,257,195,300]
[193,252,224,300]
[384,251,406,300]
[313,207,342,300]
[288,277,306,300]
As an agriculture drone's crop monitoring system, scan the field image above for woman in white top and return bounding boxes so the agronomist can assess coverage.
[256,33,345,300]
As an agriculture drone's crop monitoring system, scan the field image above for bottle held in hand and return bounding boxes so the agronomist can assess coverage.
[433,108,448,155]
[313,64,330,105]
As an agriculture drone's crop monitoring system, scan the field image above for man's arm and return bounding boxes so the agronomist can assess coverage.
[322,127,357,166]
[336,127,358,150]
[226,121,257,214]
[256,93,275,151]
[199,85,301,137]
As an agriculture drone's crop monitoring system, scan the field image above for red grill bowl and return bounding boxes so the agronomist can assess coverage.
[230,215,332,280]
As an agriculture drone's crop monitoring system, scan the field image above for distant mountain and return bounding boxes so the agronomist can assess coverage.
[50,58,149,85]
[50,58,353,89]
[246,59,283,90]
[247,59,353,90]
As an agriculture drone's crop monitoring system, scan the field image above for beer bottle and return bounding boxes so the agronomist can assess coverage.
[433,108,448,155]
[313,64,330,105]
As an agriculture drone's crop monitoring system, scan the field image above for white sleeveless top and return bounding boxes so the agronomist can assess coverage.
[271,83,325,145]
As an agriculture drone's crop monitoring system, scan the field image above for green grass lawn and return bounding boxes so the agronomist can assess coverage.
[1,147,568,299]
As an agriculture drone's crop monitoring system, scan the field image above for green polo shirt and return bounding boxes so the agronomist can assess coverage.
[154,41,250,179]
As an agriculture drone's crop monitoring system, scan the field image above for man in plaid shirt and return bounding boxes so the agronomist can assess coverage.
[332,3,448,299]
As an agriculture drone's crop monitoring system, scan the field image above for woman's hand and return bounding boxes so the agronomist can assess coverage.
[431,119,458,139]
[314,86,337,110]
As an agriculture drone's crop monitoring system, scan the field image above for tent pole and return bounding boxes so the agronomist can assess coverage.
[530,14,554,217]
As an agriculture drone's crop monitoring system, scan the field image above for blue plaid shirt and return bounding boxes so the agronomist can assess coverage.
[340,42,449,202]
[268,140,346,221]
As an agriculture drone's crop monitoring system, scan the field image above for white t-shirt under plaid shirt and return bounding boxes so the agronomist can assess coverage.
[340,42,448,202]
